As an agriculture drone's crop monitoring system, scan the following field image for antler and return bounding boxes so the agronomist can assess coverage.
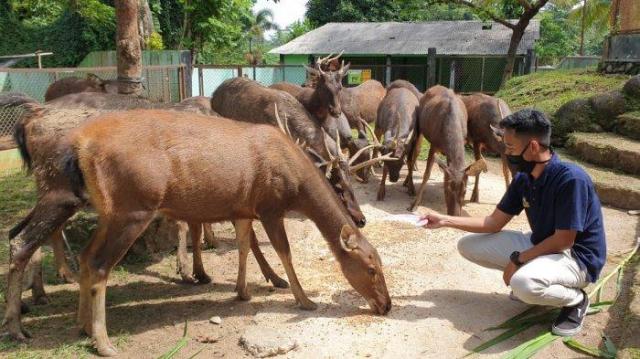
[358,118,383,148]
[348,144,375,166]
[349,153,398,173]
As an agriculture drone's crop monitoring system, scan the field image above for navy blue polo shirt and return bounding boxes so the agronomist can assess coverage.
[497,153,607,282]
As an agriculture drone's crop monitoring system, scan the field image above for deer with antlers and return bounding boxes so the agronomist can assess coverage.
[375,82,420,200]
[2,103,392,356]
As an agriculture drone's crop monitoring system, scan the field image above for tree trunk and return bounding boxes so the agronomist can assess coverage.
[579,0,587,55]
[138,0,154,49]
[115,0,143,95]
[501,23,527,86]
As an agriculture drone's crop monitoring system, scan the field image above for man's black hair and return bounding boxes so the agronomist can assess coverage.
[499,109,552,146]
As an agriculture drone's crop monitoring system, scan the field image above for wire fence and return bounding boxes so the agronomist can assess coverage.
[0,65,187,150]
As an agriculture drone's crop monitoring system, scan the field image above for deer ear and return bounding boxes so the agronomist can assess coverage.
[465,157,488,177]
[303,64,320,76]
[340,225,358,251]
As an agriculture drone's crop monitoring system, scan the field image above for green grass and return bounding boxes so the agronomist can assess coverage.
[0,171,36,267]
[496,69,632,116]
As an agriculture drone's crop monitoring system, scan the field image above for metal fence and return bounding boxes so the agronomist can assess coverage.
[0,64,187,149]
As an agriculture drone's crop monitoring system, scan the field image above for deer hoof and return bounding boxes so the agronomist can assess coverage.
[195,273,212,285]
[95,341,118,357]
[1,321,31,342]
[33,295,49,306]
[20,301,30,314]
[269,276,289,289]
[236,290,252,301]
[58,268,78,283]
[298,300,318,311]
[470,194,479,203]
[180,274,197,284]
[377,189,385,201]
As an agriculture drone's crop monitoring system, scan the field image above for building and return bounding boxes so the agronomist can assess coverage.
[269,21,540,93]
[601,0,640,74]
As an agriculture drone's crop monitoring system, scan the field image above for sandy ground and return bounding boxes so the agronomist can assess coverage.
[3,156,638,358]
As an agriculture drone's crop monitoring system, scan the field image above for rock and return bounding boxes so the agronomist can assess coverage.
[239,327,298,358]
[209,316,222,325]
[552,98,601,145]
[623,75,640,98]
[589,91,627,130]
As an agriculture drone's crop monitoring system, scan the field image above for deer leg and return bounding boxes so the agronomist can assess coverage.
[2,192,80,342]
[501,153,511,189]
[30,248,48,306]
[408,147,436,211]
[202,223,221,249]
[84,212,154,357]
[470,142,482,203]
[249,229,289,288]
[373,125,384,169]
[189,223,211,284]
[175,221,195,283]
[404,136,422,196]
[261,216,317,310]
[51,228,77,283]
[377,165,388,201]
[233,219,253,301]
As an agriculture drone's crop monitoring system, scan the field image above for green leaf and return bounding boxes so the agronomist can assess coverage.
[563,337,615,359]
[502,331,559,359]
[602,336,617,357]
[467,325,532,356]
[157,321,189,359]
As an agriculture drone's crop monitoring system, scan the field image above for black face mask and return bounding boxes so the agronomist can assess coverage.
[507,142,550,174]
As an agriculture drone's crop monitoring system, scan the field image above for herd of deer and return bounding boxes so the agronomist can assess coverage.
[0,54,515,356]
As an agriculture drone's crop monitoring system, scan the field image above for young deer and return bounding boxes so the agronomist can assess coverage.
[408,86,487,215]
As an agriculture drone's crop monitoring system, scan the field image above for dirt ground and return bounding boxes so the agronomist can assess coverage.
[1,156,638,358]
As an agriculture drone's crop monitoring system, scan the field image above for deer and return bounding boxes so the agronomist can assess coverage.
[408,86,487,215]
[2,106,392,356]
[211,77,394,226]
[269,62,352,147]
[374,84,420,201]
[338,79,387,182]
[1,92,236,316]
[386,79,422,100]
[44,73,119,102]
[461,93,515,202]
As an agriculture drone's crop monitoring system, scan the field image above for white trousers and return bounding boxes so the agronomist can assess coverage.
[457,230,588,307]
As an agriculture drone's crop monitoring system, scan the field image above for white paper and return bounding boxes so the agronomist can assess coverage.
[383,214,428,227]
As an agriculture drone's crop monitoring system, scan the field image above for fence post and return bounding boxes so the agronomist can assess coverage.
[198,66,204,96]
[282,64,286,82]
[385,55,391,86]
[427,48,437,88]
[525,49,535,74]
[480,56,485,92]
[237,66,243,78]
[178,66,185,101]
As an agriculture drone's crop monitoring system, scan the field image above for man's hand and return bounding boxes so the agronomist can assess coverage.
[422,211,448,229]
[503,261,519,286]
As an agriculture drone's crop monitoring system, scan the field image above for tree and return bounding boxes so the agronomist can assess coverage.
[534,6,578,65]
[114,0,143,95]
[568,0,610,55]
[242,8,279,65]
[432,0,551,85]
[307,0,406,26]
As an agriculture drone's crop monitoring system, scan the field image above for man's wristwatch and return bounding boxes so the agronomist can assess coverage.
[510,251,525,267]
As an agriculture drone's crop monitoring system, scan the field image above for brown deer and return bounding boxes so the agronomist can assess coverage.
[385,79,422,100]
[44,73,119,102]
[461,93,515,202]
[375,84,420,201]
[408,86,487,215]
[2,108,391,356]
[3,93,241,311]
[211,77,382,227]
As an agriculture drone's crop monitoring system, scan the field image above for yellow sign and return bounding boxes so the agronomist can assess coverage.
[362,69,372,81]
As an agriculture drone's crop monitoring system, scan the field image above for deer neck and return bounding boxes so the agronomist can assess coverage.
[297,172,352,254]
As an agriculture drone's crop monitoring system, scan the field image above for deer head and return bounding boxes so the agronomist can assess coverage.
[338,225,391,315]
[437,157,488,216]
